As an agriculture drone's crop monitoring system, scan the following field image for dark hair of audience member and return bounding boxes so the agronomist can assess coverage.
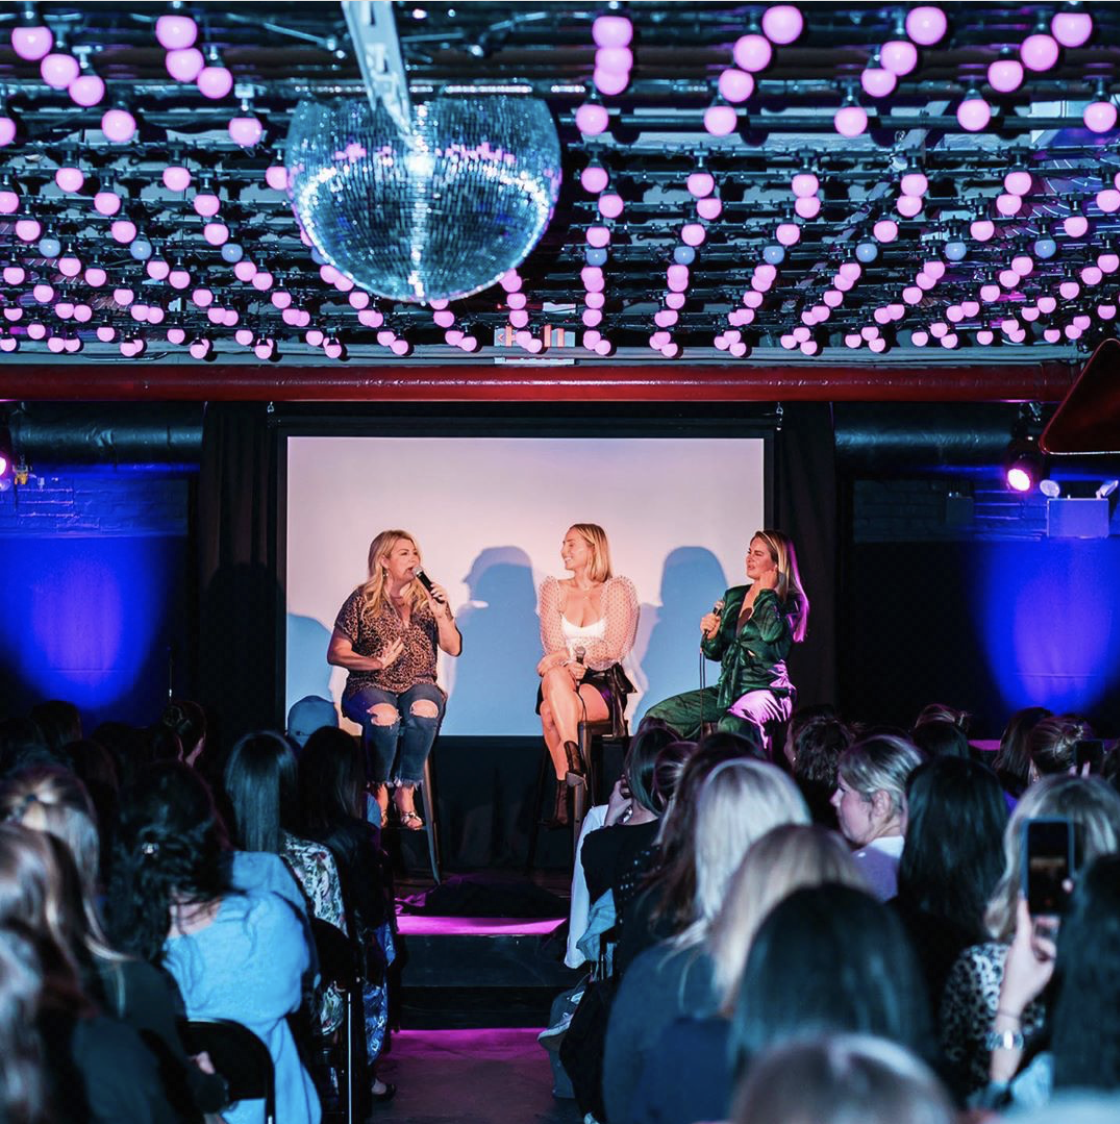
[898,757,1007,931]
[1102,745,1120,799]
[909,720,971,761]
[28,701,82,755]
[914,703,971,734]
[993,706,1052,797]
[58,741,119,875]
[645,739,766,934]
[223,731,300,853]
[729,885,936,1075]
[0,923,47,1124]
[696,727,766,761]
[0,718,62,776]
[105,762,231,964]
[299,727,366,835]
[732,1034,955,1124]
[791,715,854,826]
[145,725,183,766]
[1029,715,1094,778]
[90,722,150,788]
[159,700,207,765]
[651,740,694,818]
[622,722,677,816]
[1051,853,1120,1092]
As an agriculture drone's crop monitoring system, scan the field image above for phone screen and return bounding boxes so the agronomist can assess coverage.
[1023,818,1074,916]
[1074,739,1105,774]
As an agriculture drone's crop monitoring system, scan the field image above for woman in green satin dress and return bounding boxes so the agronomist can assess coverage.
[644,530,809,754]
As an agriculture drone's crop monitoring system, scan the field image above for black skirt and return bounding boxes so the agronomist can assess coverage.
[536,662,634,738]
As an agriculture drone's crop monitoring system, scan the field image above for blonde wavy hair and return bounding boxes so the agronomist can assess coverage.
[675,758,809,949]
[709,824,868,1011]
[359,529,428,625]
[984,774,1120,941]
[568,523,613,583]
[751,529,810,642]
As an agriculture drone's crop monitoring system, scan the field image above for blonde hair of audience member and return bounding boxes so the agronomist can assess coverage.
[834,735,924,842]
[732,1034,955,1124]
[984,774,1120,942]
[675,759,809,948]
[709,824,868,1011]
[0,767,119,964]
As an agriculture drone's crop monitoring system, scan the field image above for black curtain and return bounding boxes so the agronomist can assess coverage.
[197,403,280,750]
[774,403,839,709]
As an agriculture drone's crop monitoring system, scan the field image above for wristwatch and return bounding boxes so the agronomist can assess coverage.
[984,1027,1025,1051]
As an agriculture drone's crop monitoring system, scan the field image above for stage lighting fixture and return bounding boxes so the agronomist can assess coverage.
[1096,480,1119,500]
[0,424,13,480]
[1004,437,1047,493]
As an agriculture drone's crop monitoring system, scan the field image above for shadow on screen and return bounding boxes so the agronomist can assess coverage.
[446,546,541,736]
[634,546,728,725]
[286,614,334,705]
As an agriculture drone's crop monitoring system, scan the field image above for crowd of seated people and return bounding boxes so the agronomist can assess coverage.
[0,696,395,1124]
[4,691,1120,1124]
[557,699,1120,1124]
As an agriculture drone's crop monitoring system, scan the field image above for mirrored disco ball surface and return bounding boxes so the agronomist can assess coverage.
[286,96,562,303]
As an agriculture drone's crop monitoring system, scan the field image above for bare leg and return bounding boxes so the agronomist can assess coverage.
[539,699,568,781]
[541,667,609,749]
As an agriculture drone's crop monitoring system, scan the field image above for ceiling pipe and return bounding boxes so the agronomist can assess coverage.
[0,361,1076,403]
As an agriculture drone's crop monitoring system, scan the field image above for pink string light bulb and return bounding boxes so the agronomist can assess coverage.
[957,95,992,132]
[575,103,609,136]
[761,5,804,46]
[881,40,918,76]
[197,61,234,100]
[101,108,137,144]
[69,73,105,107]
[861,66,897,99]
[718,68,754,103]
[905,6,947,46]
[1084,100,1118,134]
[704,103,738,136]
[228,115,263,147]
[733,34,772,73]
[1051,9,1093,48]
[41,52,79,90]
[166,47,204,82]
[94,190,122,216]
[580,164,609,194]
[988,57,1024,93]
[55,166,84,193]
[156,14,198,50]
[1020,33,1060,72]
[163,166,192,192]
[11,25,53,61]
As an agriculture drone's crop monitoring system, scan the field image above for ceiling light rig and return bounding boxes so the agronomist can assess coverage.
[2,3,1120,364]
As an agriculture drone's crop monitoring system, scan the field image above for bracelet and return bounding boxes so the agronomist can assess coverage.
[984,1028,1025,1051]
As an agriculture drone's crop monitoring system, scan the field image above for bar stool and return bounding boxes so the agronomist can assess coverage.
[417,753,441,883]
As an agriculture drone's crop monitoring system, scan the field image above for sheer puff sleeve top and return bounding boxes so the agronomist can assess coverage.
[538,575,639,672]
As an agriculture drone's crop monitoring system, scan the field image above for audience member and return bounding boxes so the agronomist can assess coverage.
[910,719,970,761]
[0,824,176,1124]
[299,726,396,1103]
[602,759,808,1124]
[0,922,47,1124]
[913,702,971,732]
[940,774,1120,1099]
[159,699,208,767]
[732,1034,955,1124]
[0,717,60,775]
[107,762,321,1124]
[1028,714,1094,780]
[983,852,1120,1110]
[286,696,339,749]
[832,735,923,900]
[788,713,853,827]
[629,825,866,1124]
[28,701,82,755]
[993,705,1052,798]
[896,756,1008,1010]
[729,884,937,1076]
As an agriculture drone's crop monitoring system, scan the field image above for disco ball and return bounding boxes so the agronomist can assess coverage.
[286,96,562,303]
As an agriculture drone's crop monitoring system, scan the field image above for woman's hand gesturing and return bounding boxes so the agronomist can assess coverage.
[377,638,405,670]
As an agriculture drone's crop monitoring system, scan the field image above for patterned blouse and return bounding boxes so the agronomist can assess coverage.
[334,587,440,700]
[282,832,347,1036]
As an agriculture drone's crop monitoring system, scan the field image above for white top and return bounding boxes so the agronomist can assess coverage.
[854,834,905,901]
[561,614,607,657]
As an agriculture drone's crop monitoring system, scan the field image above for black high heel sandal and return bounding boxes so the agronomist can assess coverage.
[542,782,570,829]
[563,740,584,783]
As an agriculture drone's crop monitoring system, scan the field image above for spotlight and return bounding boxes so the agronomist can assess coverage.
[1004,436,1047,493]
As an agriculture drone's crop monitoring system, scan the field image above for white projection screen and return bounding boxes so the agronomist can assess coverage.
[284,434,767,736]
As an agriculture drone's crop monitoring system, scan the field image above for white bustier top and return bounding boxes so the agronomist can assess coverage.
[561,614,607,656]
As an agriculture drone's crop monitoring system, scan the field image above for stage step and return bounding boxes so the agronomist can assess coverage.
[396,914,580,1029]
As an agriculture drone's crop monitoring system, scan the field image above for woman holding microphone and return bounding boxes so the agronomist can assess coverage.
[328,529,461,828]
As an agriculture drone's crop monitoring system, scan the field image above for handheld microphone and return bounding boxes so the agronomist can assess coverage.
[713,598,725,618]
[574,646,586,665]
[414,567,434,593]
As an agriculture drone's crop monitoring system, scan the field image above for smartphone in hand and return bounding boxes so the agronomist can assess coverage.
[1022,817,1076,916]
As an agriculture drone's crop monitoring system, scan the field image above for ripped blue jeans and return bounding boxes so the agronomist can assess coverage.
[342,683,445,786]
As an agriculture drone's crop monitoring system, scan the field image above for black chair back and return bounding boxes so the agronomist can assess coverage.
[182,1018,275,1124]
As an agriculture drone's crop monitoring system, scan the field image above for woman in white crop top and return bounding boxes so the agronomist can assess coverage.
[537,523,639,827]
